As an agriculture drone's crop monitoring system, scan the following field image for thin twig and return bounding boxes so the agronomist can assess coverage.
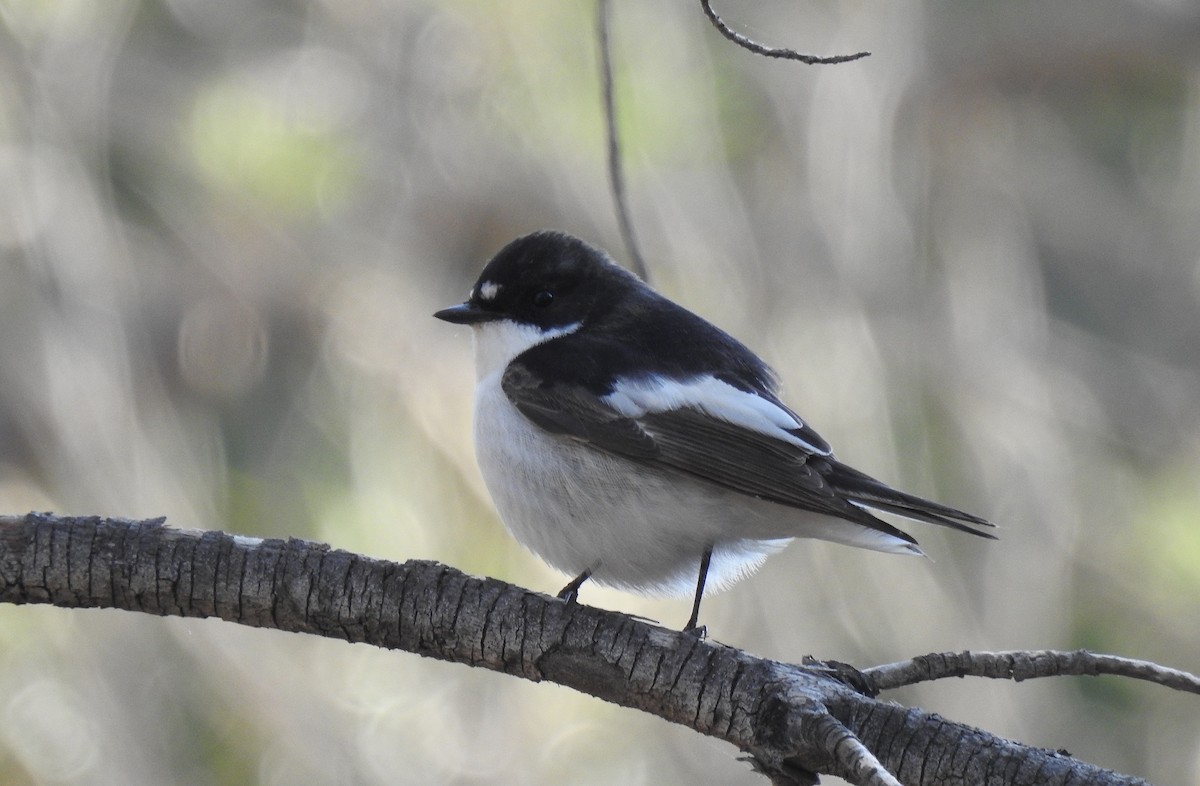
[866,649,1200,695]
[699,0,870,65]
[596,0,649,281]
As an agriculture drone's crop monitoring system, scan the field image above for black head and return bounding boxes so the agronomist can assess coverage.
[434,231,641,330]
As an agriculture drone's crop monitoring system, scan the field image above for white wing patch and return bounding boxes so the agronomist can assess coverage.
[603,375,831,455]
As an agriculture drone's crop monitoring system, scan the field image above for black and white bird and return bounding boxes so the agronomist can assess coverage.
[435,231,993,632]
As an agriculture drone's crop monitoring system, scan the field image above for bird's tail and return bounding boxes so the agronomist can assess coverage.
[827,461,996,539]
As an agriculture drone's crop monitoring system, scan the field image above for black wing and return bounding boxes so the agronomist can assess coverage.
[501,362,979,544]
[501,358,994,541]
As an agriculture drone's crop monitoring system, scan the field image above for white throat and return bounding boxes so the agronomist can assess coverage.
[470,320,581,381]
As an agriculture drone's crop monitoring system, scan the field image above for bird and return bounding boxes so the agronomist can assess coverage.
[434,230,993,633]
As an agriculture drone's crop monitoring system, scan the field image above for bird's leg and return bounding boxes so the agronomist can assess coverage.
[683,545,713,636]
[557,569,592,604]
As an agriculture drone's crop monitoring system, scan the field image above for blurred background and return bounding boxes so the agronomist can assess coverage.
[1,1,1198,783]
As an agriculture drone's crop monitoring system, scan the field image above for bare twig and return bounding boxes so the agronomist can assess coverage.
[866,650,1200,695]
[699,0,870,65]
[596,0,649,281]
[595,0,869,281]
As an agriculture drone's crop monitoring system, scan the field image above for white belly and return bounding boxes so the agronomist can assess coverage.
[473,371,791,597]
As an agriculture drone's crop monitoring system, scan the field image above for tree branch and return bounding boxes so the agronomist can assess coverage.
[867,650,1200,694]
[0,512,1176,786]
[596,0,649,281]
[699,0,870,65]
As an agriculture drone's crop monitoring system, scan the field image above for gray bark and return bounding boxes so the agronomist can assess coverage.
[0,512,1147,786]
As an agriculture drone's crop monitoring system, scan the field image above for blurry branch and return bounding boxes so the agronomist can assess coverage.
[699,0,870,65]
[596,0,648,281]
[593,0,873,283]
[0,513,1179,786]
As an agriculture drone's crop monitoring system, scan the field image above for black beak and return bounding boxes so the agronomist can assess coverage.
[433,302,502,325]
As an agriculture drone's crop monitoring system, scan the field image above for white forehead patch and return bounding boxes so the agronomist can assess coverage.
[477,281,502,301]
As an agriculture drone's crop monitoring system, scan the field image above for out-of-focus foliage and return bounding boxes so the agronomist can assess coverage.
[1,1,1198,783]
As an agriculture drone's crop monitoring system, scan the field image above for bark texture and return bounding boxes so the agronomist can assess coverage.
[0,513,1147,786]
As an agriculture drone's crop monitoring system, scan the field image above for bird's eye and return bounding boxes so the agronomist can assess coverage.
[531,289,555,308]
